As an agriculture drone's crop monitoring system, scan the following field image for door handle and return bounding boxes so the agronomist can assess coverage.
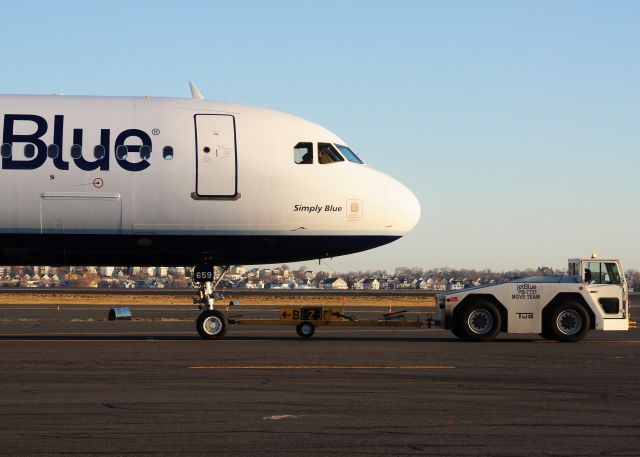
[589,291,598,294]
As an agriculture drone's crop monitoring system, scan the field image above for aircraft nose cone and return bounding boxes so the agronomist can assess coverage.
[385,178,421,234]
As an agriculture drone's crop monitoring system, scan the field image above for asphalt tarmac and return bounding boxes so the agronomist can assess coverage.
[0,303,639,457]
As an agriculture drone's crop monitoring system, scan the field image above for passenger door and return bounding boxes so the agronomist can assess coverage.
[194,114,238,198]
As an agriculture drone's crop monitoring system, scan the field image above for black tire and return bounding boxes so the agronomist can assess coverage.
[546,302,590,342]
[458,300,501,342]
[451,324,465,339]
[539,330,554,340]
[196,310,228,339]
[296,321,315,338]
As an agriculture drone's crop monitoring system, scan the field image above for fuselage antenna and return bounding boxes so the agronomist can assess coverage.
[189,81,204,100]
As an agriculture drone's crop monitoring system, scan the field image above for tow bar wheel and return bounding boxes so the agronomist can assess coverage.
[296,321,315,338]
[197,309,228,339]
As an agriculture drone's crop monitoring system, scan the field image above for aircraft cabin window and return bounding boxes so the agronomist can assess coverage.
[294,142,313,164]
[318,142,344,164]
[0,143,11,159]
[116,145,128,160]
[47,144,59,159]
[163,146,174,160]
[24,144,35,159]
[335,144,364,164]
[94,145,106,159]
[70,144,82,160]
[140,145,151,160]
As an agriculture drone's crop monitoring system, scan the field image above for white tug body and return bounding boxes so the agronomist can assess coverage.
[436,257,629,342]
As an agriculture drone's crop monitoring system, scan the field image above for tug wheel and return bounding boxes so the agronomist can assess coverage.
[196,310,228,339]
[545,302,590,342]
[458,301,501,342]
[451,325,465,339]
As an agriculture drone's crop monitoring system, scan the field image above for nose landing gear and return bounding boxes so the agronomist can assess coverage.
[193,263,229,339]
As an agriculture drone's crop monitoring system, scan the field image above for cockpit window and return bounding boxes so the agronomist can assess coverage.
[335,144,363,164]
[294,142,313,164]
[318,143,344,164]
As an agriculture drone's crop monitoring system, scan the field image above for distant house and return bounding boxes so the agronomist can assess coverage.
[243,280,265,289]
[363,278,380,290]
[420,278,435,291]
[296,279,314,289]
[119,280,136,288]
[434,278,448,291]
[352,279,365,290]
[413,278,428,290]
[282,280,297,289]
[321,277,348,290]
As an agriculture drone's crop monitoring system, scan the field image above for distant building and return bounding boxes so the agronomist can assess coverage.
[230,266,246,275]
[421,278,435,291]
[363,278,380,290]
[434,279,448,291]
[321,277,348,290]
[169,267,186,276]
[100,266,115,277]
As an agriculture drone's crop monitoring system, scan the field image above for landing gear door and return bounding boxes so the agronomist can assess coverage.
[583,261,626,320]
[194,114,238,198]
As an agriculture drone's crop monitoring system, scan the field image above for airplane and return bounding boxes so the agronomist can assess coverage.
[0,82,421,337]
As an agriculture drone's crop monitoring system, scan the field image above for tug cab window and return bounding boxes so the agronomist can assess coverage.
[335,144,364,164]
[584,261,621,284]
[318,142,344,164]
[294,142,313,164]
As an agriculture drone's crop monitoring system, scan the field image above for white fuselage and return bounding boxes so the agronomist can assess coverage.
[0,94,420,265]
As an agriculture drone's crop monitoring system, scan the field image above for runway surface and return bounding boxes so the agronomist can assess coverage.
[0,302,639,457]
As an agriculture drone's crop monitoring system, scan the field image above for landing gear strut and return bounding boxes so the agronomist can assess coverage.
[193,263,229,339]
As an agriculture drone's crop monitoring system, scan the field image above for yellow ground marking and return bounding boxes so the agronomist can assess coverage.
[189,364,455,370]
[535,339,640,344]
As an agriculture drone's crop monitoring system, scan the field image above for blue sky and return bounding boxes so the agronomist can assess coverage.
[1,1,638,272]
